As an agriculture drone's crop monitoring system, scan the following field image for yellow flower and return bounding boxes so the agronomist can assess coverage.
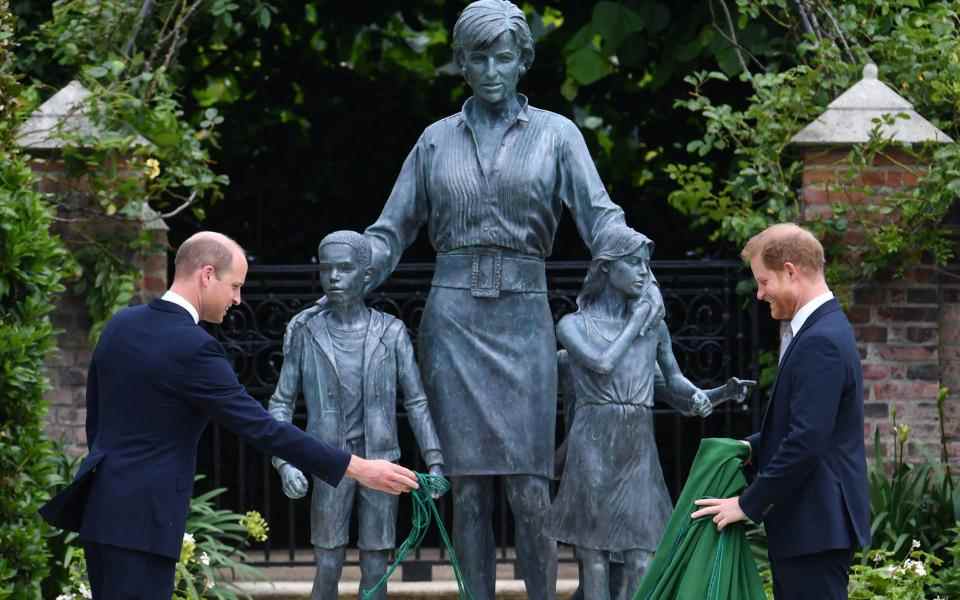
[897,424,911,444]
[240,510,269,542]
[144,158,161,180]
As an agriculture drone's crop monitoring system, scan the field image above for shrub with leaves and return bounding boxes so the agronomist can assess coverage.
[0,2,77,597]
[40,446,84,598]
[866,391,959,562]
[933,526,960,598]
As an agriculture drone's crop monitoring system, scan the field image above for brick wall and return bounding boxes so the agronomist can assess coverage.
[35,157,168,456]
[799,147,958,462]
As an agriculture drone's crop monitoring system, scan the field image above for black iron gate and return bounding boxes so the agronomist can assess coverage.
[197,259,762,573]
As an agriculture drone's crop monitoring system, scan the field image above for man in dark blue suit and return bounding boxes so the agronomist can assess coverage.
[40,231,420,599]
[692,223,870,600]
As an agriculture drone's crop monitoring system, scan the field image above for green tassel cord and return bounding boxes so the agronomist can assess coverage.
[360,473,474,600]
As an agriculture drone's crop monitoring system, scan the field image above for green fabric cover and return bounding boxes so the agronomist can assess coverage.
[633,437,766,600]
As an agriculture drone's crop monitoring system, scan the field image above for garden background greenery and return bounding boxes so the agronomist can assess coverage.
[2,0,960,597]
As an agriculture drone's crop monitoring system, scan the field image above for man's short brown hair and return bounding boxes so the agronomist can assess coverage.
[174,232,243,279]
[741,223,825,273]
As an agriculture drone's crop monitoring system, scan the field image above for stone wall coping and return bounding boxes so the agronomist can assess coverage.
[791,64,953,146]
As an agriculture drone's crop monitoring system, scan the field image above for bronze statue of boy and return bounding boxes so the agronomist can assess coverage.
[268,231,445,600]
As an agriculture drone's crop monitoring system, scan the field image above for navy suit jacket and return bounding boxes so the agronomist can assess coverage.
[40,299,351,560]
[740,299,871,560]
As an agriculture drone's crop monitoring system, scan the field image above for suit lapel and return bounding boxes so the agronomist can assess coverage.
[361,310,386,379]
[760,298,842,432]
[306,310,341,382]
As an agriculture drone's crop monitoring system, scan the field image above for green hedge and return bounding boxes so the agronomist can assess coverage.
[0,3,75,596]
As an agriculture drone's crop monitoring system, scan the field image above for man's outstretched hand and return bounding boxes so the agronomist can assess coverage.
[346,456,419,495]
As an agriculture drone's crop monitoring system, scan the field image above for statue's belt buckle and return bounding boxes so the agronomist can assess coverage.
[470,250,502,298]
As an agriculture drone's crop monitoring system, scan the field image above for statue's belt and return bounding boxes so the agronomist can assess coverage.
[432,250,547,298]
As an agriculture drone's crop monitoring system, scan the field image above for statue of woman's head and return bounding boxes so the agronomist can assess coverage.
[452,1,535,99]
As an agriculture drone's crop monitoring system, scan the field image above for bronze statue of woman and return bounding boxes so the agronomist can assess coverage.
[289,3,658,597]
[362,3,664,598]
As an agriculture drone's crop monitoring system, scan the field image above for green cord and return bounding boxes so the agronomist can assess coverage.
[360,473,474,600]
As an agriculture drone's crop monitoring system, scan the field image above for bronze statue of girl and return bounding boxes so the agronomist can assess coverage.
[545,225,753,600]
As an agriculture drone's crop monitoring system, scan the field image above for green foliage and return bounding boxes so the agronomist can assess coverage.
[936,526,960,598]
[54,477,267,600]
[16,0,260,338]
[848,546,942,600]
[0,4,76,596]
[867,424,959,561]
[865,389,959,565]
[72,239,139,343]
[666,0,960,292]
[40,446,83,599]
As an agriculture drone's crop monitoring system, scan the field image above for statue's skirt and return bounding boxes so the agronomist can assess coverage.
[417,282,556,478]
[543,403,672,551]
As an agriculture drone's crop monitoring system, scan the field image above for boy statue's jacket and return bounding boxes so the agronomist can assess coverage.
[269,306,443,469]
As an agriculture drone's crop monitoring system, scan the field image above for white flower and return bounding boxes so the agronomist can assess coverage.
[183,532,195,544]
[205,578,215,591]
[911,539,921,550]
[902,558,926,577]
[56,594,75,600]
[78,583,92,599]
[199,552,210,566]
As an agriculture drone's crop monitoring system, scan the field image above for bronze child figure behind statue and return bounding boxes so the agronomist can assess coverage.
[268,231,445,600]
[544,225,753,600]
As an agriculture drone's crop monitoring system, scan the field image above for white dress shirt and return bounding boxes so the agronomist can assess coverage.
[790,291,834,336]
[160,290,199,324]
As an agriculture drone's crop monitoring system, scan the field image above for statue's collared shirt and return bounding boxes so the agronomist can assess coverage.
[365,94,625,286]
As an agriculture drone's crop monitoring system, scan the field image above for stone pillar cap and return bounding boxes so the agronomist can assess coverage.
[141,202,169,232]
[15,80,152,150]
[790,63,953,146]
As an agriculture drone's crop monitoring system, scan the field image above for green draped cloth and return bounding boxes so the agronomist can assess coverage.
[633,437,766,600]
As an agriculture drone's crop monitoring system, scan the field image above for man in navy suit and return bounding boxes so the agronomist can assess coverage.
[692,223,870,599]
[40,231,420,600]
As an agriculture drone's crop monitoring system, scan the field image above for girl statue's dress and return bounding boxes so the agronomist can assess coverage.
[544,315,674,553]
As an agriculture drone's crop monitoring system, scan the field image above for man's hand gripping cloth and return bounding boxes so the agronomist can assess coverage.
[634,437,766,600]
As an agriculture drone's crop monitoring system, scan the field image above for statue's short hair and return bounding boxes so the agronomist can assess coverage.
[452,0,535,71]
[174,232,243,278]
[318,230,372,270]
[741,223,825,274]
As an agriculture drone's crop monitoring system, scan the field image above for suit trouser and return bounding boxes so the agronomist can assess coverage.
[82,540,177,600]
[771,548,853,600]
